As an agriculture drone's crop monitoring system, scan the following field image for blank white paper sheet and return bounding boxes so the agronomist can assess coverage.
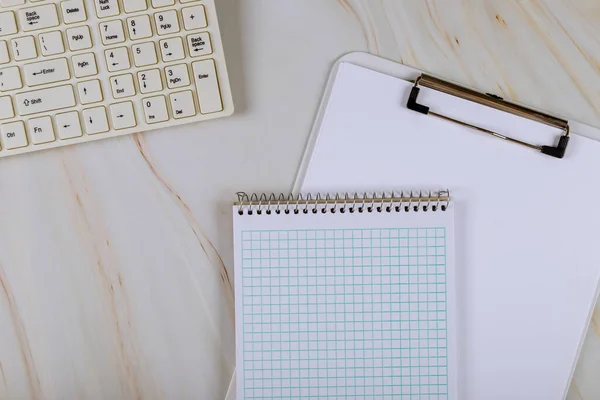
[234,207,456,399]
[296,55,600,400]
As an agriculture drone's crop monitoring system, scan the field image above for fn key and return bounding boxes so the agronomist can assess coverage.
[192,59,223,114]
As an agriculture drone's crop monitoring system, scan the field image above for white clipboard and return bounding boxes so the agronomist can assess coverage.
[291,52,600,400]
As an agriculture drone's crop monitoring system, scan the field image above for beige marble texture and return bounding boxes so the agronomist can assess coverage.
[0,0,599,399]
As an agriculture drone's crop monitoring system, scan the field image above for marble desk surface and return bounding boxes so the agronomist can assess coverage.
[0,0,599,399]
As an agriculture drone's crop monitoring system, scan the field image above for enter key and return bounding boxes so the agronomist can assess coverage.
[24,58,71,86]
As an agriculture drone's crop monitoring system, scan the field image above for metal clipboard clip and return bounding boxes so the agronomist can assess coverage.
[407,74,571,159]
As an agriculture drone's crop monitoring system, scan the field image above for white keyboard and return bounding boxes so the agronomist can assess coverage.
[0,0,232,157]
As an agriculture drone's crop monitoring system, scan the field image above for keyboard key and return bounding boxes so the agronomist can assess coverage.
[155,10,179,36]
[24,57,70,86]
[83,106,109,134]
[94,0,119,18]
[0,66,23,91]
[56,111,82,139]
[61,0,87,24]
[192,59,223,114]
[187,32,212,57]
[180,0,199,3]
[127,15,152,41]
[28,116,55,144]
[100,20,125,45]
[105,47,130,72]
[181,5,207,31]
[1,0,25,6]
[19,4,60,32]
[16,84,75,115]
[142,95,168,123]
[159,37,184,62]
[151,0,174,8]
[39,31,65,56]
[170,90,195,119]
[110,73,135,99]
[0,41,9,64]
[123,0,147,13]
[11,36,38,61]
[0,12,18,37]
[1,121,28,149]
[72,52,98,77]
[109,101,136,129]
[67,25,93,51]
[0,96,14,119]
[132,41,157,67]
[165,64,190,89]
[77,79,103,104]
[138,69,162,93]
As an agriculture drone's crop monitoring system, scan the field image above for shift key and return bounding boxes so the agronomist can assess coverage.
[16,84,75,115]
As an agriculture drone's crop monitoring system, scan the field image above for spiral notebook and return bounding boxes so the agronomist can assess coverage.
[294,53,600,399]
[233,192,456,399]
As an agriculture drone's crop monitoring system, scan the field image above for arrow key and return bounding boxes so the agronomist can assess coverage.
[109,101,137,130]
[127,15,152,40]
[83,106,109,135]
[56,111,83,139]
[77,79,103,104]
[137,68,162,94]
[159,37,184,63]
[105,47,130,72]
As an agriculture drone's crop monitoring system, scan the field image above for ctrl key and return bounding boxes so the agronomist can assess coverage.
[1,121,28,149]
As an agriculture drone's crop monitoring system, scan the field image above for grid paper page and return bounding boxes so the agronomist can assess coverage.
[234,207,456,399]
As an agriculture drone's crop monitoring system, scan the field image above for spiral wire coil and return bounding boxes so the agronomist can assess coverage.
[235,191,450,215]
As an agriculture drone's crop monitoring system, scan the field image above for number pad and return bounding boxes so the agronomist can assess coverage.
[170,90,196,119]
[127,15,152,40]
[159,37,185,62]
[99,20,125,45]
[142,95,169,123]
[105,47,131,72]
[132,41,157,67]
[110,73,136,98]
[165,64,190,89]
[182,5,207,31]
[138,69,162,93]
[154,10,179,35]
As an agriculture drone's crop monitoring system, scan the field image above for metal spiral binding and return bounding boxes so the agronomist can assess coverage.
[235,191,450,215]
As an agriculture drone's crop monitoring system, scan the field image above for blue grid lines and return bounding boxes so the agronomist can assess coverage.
[241,228,448,399]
